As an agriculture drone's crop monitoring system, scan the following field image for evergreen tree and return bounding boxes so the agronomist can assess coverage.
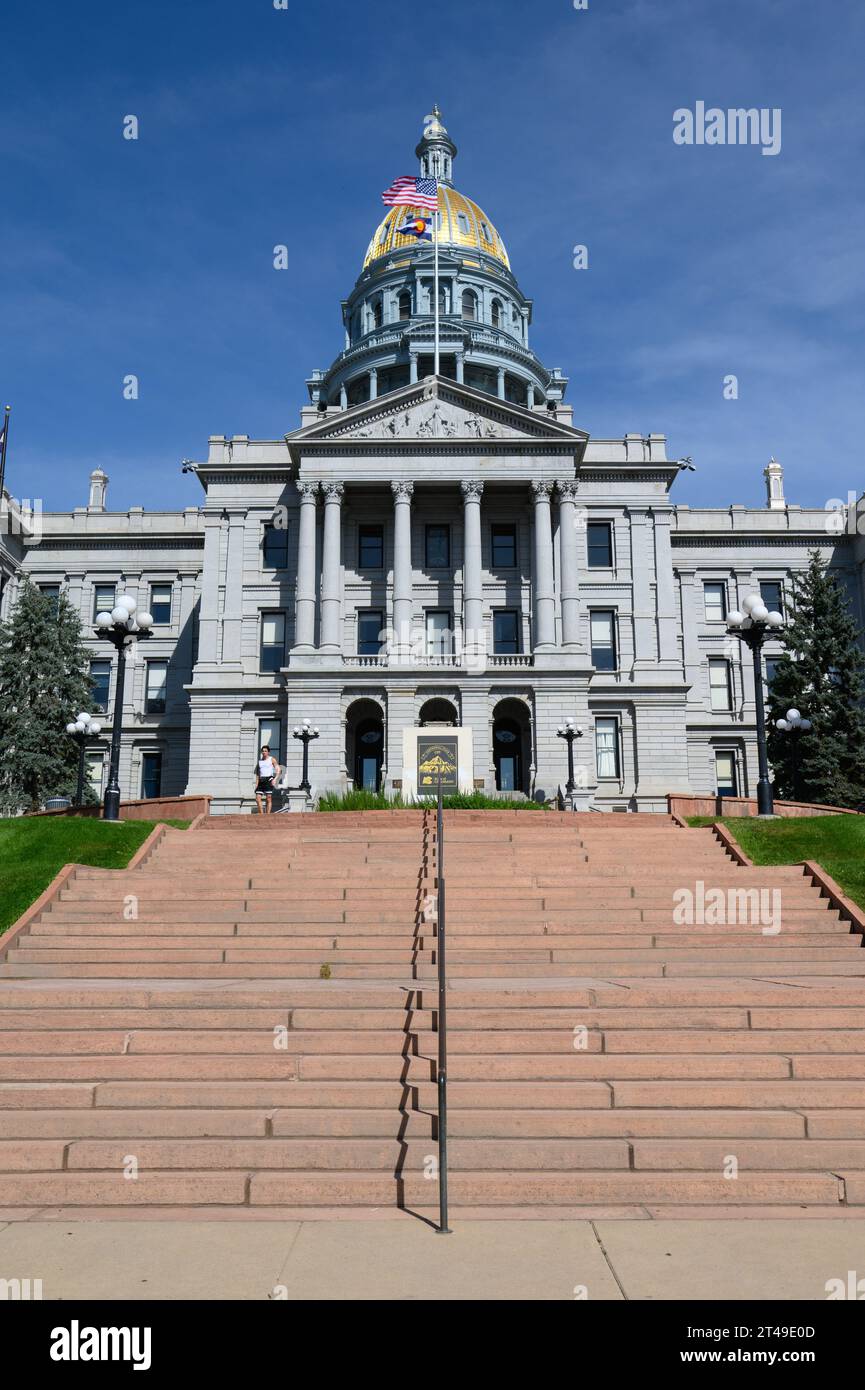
[0,579,95,814]
[767,551,865,808]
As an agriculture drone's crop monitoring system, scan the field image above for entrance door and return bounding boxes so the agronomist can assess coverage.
[493,718,522,792]
[715,750,738,798]
[355,718,384,792]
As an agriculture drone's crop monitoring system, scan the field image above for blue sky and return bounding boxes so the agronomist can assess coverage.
[2,0,863,514]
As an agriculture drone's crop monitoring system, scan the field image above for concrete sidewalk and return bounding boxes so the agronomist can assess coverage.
[1,1218,863,1300]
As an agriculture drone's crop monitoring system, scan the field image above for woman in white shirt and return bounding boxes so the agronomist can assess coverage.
[255,745,282,815]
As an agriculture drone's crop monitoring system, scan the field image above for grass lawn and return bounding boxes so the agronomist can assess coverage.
[0,818,190,937]
[686,814,865,911]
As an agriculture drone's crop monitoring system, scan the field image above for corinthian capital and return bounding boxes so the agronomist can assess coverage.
[531,480,553,501]
[297,480,319,501]
[321,481,344,502]
[557,480,580,503]
[461,480,484,501]
[391,480,414,502]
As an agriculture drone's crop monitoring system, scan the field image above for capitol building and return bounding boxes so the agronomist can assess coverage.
[2,110,862,813]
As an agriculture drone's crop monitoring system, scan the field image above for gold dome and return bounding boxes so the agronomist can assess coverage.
[363,186,510,271]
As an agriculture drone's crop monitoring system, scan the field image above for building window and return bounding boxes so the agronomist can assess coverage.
[149,584,172,626]
[357,610,384,657]
[587,522,613,568]
[140,751,163,800]
[595,717,621,780]
[398,291,411,321]
[358,524,384,569]
[93,584,116,621]
[709,658,732,712]
[491,299,503,329]
[371,297,383,330]
[480,221,491,241]
[426,610,453,658]
[87,752,104,796]
[38,583,60,614]
[262,524,288,569]
[457,212,470,235]
[765,656,779,692]
[461,289,477,322]
[258,718,283,765]
[425,524,450,569]
[260,612,286,673]
[491,523,517,569]
[760,581,784,616]
[715,749,738,798]
[590,611,617,671]
[90,659,111,714]
[493,610,520,655]
[703,582,727,622]
[145,660,168,715]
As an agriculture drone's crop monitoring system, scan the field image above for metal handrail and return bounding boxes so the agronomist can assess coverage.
[436,776,451,1234]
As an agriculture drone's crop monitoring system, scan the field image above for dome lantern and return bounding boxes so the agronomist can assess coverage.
[416,105,457,187]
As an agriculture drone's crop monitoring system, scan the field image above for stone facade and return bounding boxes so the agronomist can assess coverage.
[2,111,862,813]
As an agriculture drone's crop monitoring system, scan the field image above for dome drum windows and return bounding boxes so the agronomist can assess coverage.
[461,289,478,322]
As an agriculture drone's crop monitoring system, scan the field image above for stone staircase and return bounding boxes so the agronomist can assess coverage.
[1,810,864,1216]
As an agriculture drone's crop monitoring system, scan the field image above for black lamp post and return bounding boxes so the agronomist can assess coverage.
[292,718,320,795]
[556,718,584,799]
[65,713,103,808]
[726,593,785,817]
[94,594,153,821]
[774,708,812,802]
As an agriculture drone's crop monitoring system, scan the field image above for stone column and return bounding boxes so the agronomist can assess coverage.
[319,482,344,653]
[196,512,224,665]
[497,366,506,400]
[369,367,378,400]
[221,513,246,665]
[461,480,484,662]
[293,481,319,652]
[557,481,582,650]
[339,384,347,409]
[409,352,418,385]
[391,480,414,659]
[455,353,464,384]
[531,481,555,651]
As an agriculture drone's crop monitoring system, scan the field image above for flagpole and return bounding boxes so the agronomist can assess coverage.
[433,196,440,377]
[0,406,10,504]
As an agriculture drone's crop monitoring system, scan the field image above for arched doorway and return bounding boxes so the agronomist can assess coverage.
[345,699,385,793]
[418,697,459,727]
[492,699,531,794]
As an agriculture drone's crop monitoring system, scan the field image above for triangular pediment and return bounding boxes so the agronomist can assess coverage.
[289,377,588,448]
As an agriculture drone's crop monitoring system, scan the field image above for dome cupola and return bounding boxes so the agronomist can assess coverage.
[307,110,567,414]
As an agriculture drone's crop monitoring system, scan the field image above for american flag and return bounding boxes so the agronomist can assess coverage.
[381,175,439,210]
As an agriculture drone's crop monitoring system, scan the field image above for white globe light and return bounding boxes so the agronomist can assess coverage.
[751,604,770,622]
[95,611,113,629]
[776,719,789,731]
[293,726,300,736]
[727,610,744,627]
[77,711,89,723]
[767,611,784,628]
[111,605,129,624]
[800,719,812,731]
[137,611,153,630]
[66,722,78,734]
[117,595,137,613]
[787,709,801,723]
[90,722,102,735]
[742,594,761,615]
[313,727,320,735]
